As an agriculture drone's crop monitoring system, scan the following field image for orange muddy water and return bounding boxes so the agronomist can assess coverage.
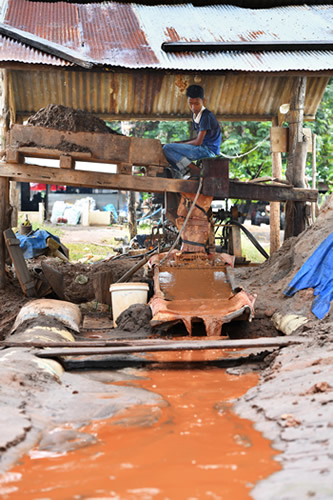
[4,350,280,499]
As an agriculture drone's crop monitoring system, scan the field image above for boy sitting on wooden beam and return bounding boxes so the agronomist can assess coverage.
[163,85,222,179]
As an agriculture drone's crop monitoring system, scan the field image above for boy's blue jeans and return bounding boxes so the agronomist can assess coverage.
[162,143,216,175]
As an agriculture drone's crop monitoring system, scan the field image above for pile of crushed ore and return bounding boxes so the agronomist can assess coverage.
[27,104,119,134]
[236,193,333,321]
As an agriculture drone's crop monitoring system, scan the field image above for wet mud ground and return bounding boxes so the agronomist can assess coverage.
[0,195,332,498]
[0,348,280,499]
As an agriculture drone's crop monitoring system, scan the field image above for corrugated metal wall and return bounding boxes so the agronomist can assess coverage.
[9,69,329,122]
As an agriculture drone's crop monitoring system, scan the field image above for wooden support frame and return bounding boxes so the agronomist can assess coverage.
[0,162,318,201]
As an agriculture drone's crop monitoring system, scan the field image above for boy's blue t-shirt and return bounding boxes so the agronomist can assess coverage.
[193,108,221,155]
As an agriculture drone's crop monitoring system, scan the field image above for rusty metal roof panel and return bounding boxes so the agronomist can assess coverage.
[0,1,332,71]
[5,0,81,48]
[10,69,329,122]
[0,34,70,66]
[79,3,158,65]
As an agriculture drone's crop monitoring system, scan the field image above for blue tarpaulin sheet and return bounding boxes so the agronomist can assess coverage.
[16,230,61,259]
[283,232,333,320]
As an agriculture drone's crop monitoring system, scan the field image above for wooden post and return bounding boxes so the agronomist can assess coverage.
[0,69,11,288]
[270,117,282,255]
[311,133,317,223]
[0,178,9,288]
[128,191,137,240]
[284,76,307,240]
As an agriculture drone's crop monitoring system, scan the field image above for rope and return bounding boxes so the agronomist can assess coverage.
[159,176,204,266]
[219,134,270,159]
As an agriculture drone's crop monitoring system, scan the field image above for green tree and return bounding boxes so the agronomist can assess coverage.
[305,78,333,191]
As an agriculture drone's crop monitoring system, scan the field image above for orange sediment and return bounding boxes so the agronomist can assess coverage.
[3,350,280,499]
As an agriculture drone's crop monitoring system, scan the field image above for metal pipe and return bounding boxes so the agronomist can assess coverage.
[162,41,333,53]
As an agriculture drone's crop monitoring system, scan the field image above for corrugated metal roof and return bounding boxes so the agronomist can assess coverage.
[0,1,332,71]
[0,34,70,66]
[9,69,329,122]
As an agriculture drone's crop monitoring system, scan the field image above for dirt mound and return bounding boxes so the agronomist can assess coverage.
[115,304,153,333]
[236,194,333,321]
[27,104,118,134]
[41,256,148,304]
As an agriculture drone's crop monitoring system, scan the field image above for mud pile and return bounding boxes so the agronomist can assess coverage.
[34,256,148,304]
[236,194,333,321]
[27,104,118,134]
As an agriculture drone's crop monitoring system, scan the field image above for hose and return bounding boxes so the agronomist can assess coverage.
[159,176,204,266]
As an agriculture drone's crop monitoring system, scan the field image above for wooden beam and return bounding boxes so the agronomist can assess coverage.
[0,162,318,201]
[0,161,199,195]
[35,336,308,358]
[228,180,317,202]
[0,22,95,69]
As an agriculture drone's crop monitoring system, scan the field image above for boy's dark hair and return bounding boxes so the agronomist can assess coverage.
[186,85,204,99]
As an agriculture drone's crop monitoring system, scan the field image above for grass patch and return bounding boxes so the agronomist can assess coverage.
[66,243,114,262]
[241,233,269,264]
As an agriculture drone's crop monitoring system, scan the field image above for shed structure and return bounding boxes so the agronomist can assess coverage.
[0,0,332,288]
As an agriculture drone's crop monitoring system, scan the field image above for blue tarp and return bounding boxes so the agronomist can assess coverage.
[284,232,333,320]
[103,203,118,222]
[16,230,62,259]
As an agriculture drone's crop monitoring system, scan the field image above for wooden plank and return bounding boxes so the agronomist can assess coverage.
[93,270,113,306]
[270,127,312,153]
[8,125,168,167]
[35,336,308,358]
[0,161,199,195]
[0,22,95,69]
[231,224,242,257]
[1,336,307,350]
[18,147,92,160]
[228,180,317,202]
[3,228,36,297]
[0,162,318,201]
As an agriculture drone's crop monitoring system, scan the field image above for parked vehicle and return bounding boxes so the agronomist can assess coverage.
[251,203,285,229]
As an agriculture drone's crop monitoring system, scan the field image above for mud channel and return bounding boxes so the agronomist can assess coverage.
[1,348,280,500]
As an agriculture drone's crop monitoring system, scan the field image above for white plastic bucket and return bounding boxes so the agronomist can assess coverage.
[110,282,150,327]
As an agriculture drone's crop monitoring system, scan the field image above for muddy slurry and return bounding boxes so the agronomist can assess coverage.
[2,350,280,500]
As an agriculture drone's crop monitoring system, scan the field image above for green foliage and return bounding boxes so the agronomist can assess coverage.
[305,78,333,191]
[221,121,272,181]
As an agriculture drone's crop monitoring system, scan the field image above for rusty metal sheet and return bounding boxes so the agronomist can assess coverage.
[8,69,329,123]
[149,252,255,337]
[1,1,332,71]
